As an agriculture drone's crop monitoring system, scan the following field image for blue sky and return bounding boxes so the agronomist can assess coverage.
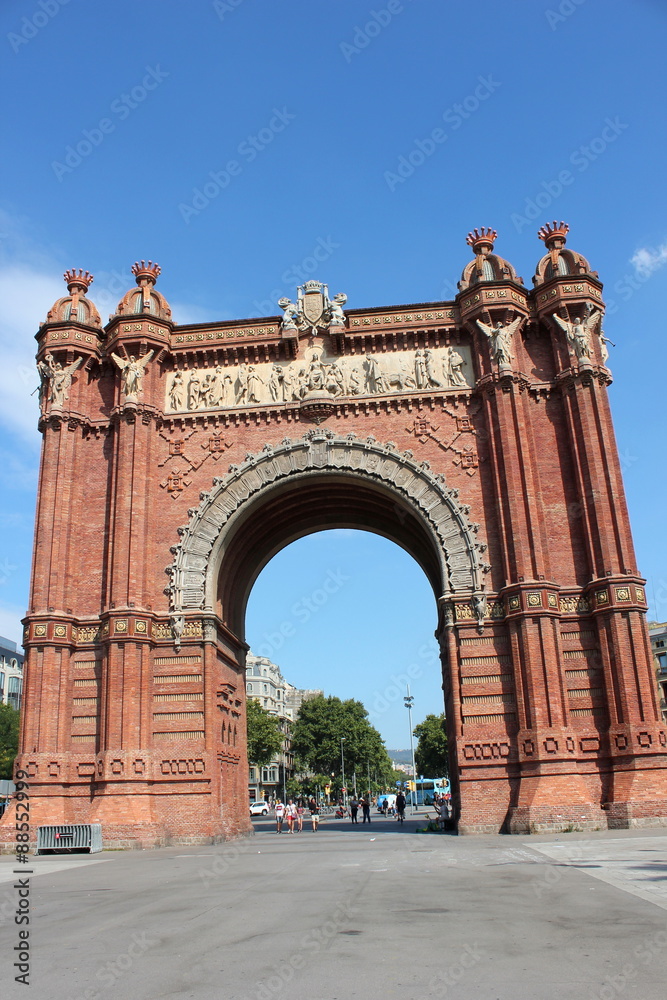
[1,0,666,746]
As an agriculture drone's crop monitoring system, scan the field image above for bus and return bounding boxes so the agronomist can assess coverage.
[408,777,449,806]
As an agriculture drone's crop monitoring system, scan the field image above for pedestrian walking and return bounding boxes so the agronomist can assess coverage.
[361,794,371,823]
[349,796,359,824]
[309,797,320,832]
[296,801,305,832]
[396,791,406,824]
[275,799,285,834]
[285,799,297,833]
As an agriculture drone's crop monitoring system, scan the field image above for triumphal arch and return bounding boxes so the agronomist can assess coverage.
[7,223,667,845]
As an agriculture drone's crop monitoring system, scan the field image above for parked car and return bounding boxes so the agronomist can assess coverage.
[249,801,270,816]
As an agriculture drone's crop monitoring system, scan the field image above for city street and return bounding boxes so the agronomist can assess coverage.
[1,816,666,999]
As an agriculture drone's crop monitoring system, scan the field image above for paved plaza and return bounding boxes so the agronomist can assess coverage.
[1,816,666,999]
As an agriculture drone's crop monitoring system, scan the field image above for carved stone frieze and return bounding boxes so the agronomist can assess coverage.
[165,344,475,414]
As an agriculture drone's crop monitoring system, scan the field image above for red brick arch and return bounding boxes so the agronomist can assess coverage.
[6,239,667,848]
[169,430,488,635]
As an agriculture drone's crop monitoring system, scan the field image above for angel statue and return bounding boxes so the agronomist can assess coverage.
[476,316,522,367]
[37,353,83,407]
[599,330,616,365]
[552,304,602,361]
[111,349,154,397]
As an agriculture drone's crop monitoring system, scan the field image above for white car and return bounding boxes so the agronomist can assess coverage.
[249,801,270,816]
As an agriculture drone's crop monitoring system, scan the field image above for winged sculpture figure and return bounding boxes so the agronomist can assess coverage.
[475,316,523,367]
[111,349,155,397]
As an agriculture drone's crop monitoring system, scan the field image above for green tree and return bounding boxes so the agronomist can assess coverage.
[291,694,393,784]
[414,713,449,778]
[245,698,284,769]
[0,703,20,781]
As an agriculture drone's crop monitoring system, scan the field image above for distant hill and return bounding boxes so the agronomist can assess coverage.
[387,749,412,765]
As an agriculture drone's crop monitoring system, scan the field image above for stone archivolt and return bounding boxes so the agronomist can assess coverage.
[168,429,488,614]
[165,344,474,413]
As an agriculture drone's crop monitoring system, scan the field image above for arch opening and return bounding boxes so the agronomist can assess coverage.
[244,528,446,801]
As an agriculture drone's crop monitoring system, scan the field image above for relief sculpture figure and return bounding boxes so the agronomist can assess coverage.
[424,349,444,388]
[187,369,200,410]
[269,364,284,402]
[236,364,249,404]
[443,346,469,387]
[169,370,185,410]
[247,365,264,403]
[414,349,427,388]
[365,355,386,393]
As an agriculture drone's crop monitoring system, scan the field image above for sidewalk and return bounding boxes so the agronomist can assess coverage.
[1,825,666,999]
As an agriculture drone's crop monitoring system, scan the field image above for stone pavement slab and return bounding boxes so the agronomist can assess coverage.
[0,821,665,1000]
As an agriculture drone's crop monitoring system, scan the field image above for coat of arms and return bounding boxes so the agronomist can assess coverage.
[278,281,347,335]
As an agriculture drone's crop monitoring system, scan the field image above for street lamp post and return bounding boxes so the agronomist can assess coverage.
[340,737,346,807]
[404,686,417,814]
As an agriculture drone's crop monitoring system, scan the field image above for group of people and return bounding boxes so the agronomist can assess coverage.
[268,790,453,834]
[273,798,320,833]
[348,794,372,824]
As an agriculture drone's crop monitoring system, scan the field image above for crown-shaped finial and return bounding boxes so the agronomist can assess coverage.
[466,228,498,254]
[63,269,94,293]
[537,221,569,249]
[132,260,161,285]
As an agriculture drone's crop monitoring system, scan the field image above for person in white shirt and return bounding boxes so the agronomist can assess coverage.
[274,800,285,834]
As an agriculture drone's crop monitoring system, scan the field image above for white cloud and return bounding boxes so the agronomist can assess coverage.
[630,243,667,277]
[0,213,220,444]
[170,300,228,325]
[0,264,62,443]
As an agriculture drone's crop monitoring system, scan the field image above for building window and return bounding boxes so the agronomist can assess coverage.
[7,675,22,711]
[247,683,253,693]
[656,640,665,649]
